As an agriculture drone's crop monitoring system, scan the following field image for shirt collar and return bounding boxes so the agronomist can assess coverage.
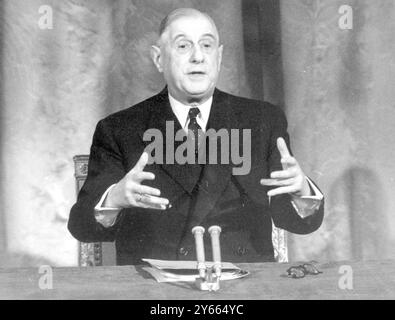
[168,94,212,130]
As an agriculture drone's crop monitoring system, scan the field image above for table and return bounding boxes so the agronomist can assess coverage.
[1,260,394,299]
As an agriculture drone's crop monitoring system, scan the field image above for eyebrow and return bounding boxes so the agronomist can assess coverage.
[172,33,217,42]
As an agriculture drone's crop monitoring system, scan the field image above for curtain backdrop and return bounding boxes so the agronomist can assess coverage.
[1,0,394,267]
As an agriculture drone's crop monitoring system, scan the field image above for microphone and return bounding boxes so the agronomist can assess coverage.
[192,226,206,278]
[208,225,222,278]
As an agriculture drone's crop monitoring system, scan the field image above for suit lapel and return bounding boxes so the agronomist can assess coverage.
[139,88,203,195]
[139,88,236,225]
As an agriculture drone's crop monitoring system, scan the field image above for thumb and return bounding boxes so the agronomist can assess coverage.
[277,137,290,159]
[133,152,149,172]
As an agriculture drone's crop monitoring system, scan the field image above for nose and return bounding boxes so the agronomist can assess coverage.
[190,45,204,63]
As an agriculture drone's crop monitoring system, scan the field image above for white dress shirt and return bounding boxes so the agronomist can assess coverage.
[168,94,212,132]
[94,94,323,227]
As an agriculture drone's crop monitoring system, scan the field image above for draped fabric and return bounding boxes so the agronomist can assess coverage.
[0,0,394,267]
[281,0,395,262]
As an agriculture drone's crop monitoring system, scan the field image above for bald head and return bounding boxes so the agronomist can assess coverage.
[158,8,219,42]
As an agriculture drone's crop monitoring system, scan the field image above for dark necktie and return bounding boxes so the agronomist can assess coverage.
[188,107,203,157]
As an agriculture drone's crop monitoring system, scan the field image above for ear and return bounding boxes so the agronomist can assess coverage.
[150,45,163,73]
[217,44,224,72]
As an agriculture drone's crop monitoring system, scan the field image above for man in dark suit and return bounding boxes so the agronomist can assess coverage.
[68,8,324,265]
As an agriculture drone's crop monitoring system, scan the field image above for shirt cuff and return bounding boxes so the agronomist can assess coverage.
[94,184,122,228]
[291,177,323,218]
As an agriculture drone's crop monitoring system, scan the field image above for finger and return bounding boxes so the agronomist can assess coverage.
[267,185,298,197]
[133,193,169,210]
[139,194,169,206]
[281,157,297,168]
[134,185,161,197]
[137,201,167,210]
[277,137,291,159]
[134,152,149,172]
[270,169,296,179]
[134,171,155,182]
[260,178,295,187]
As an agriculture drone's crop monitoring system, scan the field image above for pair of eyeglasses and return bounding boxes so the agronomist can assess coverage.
[286,262,322,279]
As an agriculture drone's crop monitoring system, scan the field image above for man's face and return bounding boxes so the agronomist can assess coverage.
[153,14,223,104]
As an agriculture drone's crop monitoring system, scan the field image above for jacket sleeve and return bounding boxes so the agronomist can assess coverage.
[68,119,127,242]
[267,106,324,234]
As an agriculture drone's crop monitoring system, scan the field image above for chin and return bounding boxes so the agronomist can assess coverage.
[184,84,214,98]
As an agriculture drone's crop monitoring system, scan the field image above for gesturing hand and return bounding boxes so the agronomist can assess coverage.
[260,138,311,197]
[104,152,170,210]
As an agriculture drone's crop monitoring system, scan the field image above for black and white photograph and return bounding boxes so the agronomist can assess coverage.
[0,0,394,305]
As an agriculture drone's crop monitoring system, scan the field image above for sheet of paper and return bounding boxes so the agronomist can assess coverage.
[142,258,240,270]
[142,259,249,283]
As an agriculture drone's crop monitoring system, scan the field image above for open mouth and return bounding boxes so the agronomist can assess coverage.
[188,71,205,75]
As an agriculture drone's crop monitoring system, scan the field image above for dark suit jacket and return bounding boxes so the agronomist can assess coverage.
[68,88,324,265]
